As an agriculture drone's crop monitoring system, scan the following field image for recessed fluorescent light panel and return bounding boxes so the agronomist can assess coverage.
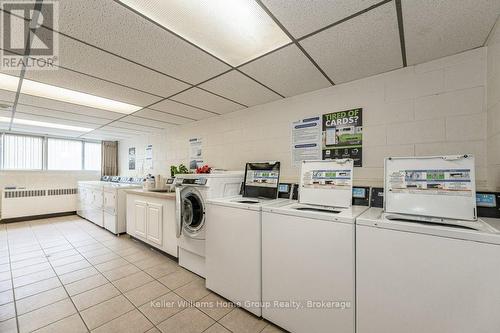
[0,116,94,132]
[118,0,291,66]
[0,73,142,114]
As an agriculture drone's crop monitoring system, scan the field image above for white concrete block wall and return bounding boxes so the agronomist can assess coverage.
[487,16,500,191]
[120,47,491,189]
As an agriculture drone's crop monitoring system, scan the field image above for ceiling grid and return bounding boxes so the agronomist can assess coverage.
[0,0,497,140]
[8,0,43,130]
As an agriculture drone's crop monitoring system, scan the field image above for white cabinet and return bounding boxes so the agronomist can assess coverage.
[146,203,163,245]
[126,193,177,257]
[78,183,104,227]
[92,189,103,207]
[134,200,147,238]
[103,211,117,234]
[103,191,116,214]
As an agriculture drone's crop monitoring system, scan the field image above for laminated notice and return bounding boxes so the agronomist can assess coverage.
[302,169,352,189]
[245,170,279,188]
[388,169,472,196]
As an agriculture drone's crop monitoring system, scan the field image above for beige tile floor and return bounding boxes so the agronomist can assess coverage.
[0,215,285,333]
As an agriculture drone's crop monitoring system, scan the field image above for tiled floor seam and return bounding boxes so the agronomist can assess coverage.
[16,223,162,331]
[5,227,20,333]
[22,312,80,333]
[48,222,162,332]
[30,225,92,333]
[72,223,206,332]
[8,218,273,333]
[88,308,137,332]
[12,270,98,298]
[10,266,54,280]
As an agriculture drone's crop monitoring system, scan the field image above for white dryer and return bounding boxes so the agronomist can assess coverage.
[175,172,243,277]
[356,155,500,333]
[260,159,368,333]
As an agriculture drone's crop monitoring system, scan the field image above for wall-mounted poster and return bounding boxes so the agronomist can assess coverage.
[291,116,322,167]
[144,144,153,170]
[189,138,203,170]
[322,108,363,167]
[128,147,136,170]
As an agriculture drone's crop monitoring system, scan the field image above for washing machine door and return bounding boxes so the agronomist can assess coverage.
[178,187,205,239]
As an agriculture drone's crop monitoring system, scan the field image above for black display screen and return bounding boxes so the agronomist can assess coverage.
[243,162,281,199]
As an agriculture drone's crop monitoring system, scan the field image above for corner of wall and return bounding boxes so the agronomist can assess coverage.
[486,16,500,191]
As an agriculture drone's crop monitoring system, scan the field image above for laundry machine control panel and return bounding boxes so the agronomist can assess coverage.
[476,192,500,218]
[370,187,384,208]
[352,186,370,206]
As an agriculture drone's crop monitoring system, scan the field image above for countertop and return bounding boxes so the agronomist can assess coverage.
[125,189,176,200]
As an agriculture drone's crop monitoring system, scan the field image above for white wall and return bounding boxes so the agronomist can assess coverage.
[118,131,170,178]
[120,48,490,189]
[487,17,500,191]
[0,170,100,189]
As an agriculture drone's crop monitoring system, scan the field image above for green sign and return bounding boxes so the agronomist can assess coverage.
[322,108,363,167]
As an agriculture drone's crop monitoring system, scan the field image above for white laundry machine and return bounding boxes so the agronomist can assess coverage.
[175,172,243,277]
[260,159,368,333]
[78,177,142,232]
[356,154,500,333]
[205,161,288,316]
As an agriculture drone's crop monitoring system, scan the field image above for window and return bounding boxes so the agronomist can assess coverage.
[1,134,43,169]
[0,134,101,171]
[84,142,101,171]
[47,138,83,170]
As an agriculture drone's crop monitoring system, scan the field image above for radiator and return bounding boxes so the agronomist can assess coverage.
[0,188,78,220]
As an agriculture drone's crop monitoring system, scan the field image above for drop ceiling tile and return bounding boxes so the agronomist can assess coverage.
[171,88,244,114]
[132,109,193,125]
[41,29,190,97]
[0,110,12,118]
[17,94,123,120]
[0,89,16,105]
[402,0,500,65]
[240,44,331,97]
[95,127,145,138]
[262,0,382,38]
[120,115,178,128]
[150,100,215,120]
[57,0,230,84]
[199,70,282,106]
[0,66,21,77]
[104,126,150,136]
[85,130,134,140]
[23,67,161,107]
[81,133,118,141]
[111,120,167,132]
[15,104,110,125]
[300,2,402,84]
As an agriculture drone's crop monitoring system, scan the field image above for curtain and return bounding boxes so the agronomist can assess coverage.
[101,141,118,176]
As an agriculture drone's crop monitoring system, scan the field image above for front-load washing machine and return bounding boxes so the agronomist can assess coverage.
[356,154,500,333]
[175,172,243,277]
[260,159,368,333]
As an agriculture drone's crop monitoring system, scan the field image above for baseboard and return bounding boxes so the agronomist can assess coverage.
[129,235,178,262]
[0,211,77,224]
